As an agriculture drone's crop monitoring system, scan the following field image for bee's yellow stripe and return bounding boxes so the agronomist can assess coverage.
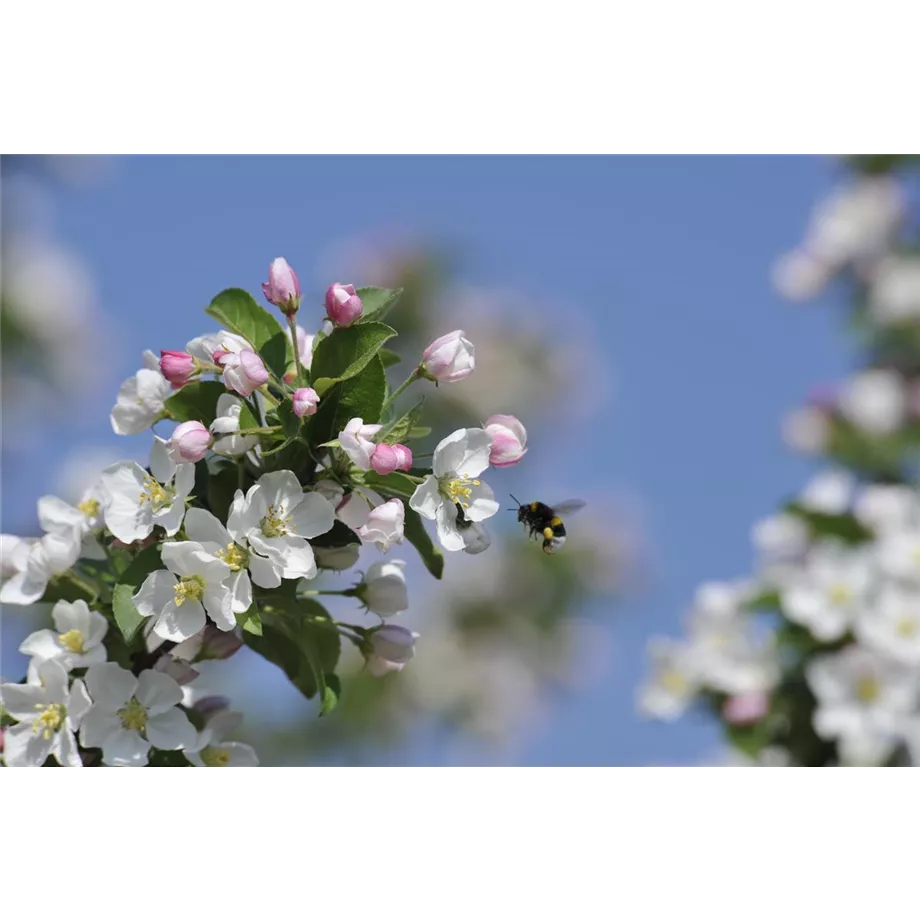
[550,516,562,527]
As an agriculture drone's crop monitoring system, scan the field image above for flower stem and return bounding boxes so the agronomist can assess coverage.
[287,314,305,386]
[236,426,282,436]
[381,368,421,412]
[60,570,99,602]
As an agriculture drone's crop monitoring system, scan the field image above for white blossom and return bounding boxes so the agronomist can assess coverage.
[637,639,699,721]
[210,393,260,457]
[110,350,171,435]
[798,469,855,515]
[837,369,907,436]
[0,531,81,605]
[869,255,920,324]
[854,583,920,665]
[37,491,106,560]
[186,710,259,767]
[18,599,108,670]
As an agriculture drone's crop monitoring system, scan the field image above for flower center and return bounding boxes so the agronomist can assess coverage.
[32,702,66,739]
[78,498,100,519]
[139,475,172,511]
[261,503,294,538]
[58,629,85,653]
[118,697,148,732]
[827,583,852,606]
[217,542,248,571]
[896,616,918,638]
[174,575,205,606]
[661,669,687,695]
[200,746,231,767]
[440,473,481,509]
[856,675,880,703]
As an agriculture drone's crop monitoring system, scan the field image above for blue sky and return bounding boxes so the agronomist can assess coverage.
[2,156,856,764]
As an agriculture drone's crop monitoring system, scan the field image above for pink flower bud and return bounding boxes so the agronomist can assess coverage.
[325,282,363,327]
[198,624,244,660]
[219,348,269,397]
[370,443,400,475]
[722,692,769,725]
[160,350,195,389]
[484,414,527,467]
[392,444,413,471]
[420,330,475,383]
[357,497,405,552]
[262,257,301,314]
[365,624,418,677]
[292,387,320,418]
[167,420,213,464]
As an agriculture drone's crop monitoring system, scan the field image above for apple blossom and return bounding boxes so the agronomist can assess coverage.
[419,330,475,383]
[80,663,196,767]
[0,530,81,605]
[100,438,194,544]
[292,387,320,418]
[365,624,419,677]
[210,393,260,457]
[37,490,106,560]
[166,420,213,464]
[837,368,907,436]
[186,709,259,767]
[110,350,172,436]
[19,599,108,670]
[339,417,383,470]
[325,282,363,326]
[358,559,409,616]
[133,540,234,641]
[184,506,258,608]
[284,325,315,382]
[0,659,91,767]
[159,349,196,388]
[854,583,920,665]
[218,347,269,397]
[484,414,527,467]
[409,428,499,551]
[228,470,336,583]
[357,498,405,552]
[370,443,400,475]
[392,444,413,471]
[637,639,699,721]
[262,257,301,314]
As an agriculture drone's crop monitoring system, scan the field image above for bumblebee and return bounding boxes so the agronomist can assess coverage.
[510,495,586,554]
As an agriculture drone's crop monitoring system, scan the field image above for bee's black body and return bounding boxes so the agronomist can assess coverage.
[516,500,568,554]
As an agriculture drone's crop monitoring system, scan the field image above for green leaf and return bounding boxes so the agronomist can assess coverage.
[207,457,241,522]
[309,321,397,396]
[379,396,425,444]
[113,584,146,643]
[237,607,263,636]
[310,519,361,548]
[119,545,163,588]
[403,505,444,579]
[39,577,96,605]
[321,676,340,716]
[364,471,418,500]
[164,380,227,426]
[309,354,387,449]
[355,287,402,324]
[379,347,402,368]
[407,426,431,440]
[278,400,302,440]
[205,288,286,352]
[244,596,341,703]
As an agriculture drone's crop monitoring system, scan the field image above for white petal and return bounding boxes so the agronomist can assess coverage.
[38,496,84,535]
[230,570,252,614]
[408,476,441,520]
[2,722,54,767]
[136,670,184,715]
[203,584,236,630]
[173,462,196,500]
[79,708,123,749]
[257,470,303,511]
[100,462,152,542]
[149,438,176,484]
[36,659,70,701]
[288,492,336,539]
[67,679,93,730]
[224,742,260,766]
[154,599,206,642]
[133,570,178,619]
[435,504,467,552]
[155,500,187,537]
[102,728,151,766]
[0,569,48,605]
[184,508,232,547]
[146,708,196,750]
[0,682,47,720]
[463,481,500,522]
[86,662,138,711]
[54,729,83,767]
[19,629,64,662]
[249,552,282,588]
[433,428,492,478]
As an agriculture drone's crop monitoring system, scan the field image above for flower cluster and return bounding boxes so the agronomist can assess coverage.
[1,258,529,766]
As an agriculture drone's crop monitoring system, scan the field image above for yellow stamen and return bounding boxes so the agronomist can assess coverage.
[261,503,294,538]
[827,583,852,606]
[174,575,205,606]
[661,670,687,695]
[58,629,85,654]
[441,475,481,509]
[32,702,66,740]
[200,746,231,767]
[217,542,247,571]
[139,475,170,510]
[856,675,880,703]
[118,697,148,732]
[896,616,918,638]
[78,498,100,519]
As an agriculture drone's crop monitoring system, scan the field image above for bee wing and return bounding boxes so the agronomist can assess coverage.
[551,499,587,516]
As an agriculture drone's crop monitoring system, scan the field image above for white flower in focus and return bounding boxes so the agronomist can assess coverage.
[229,470,336,583]
[360,560,409,616]
[637,639,699,721]
[798,469,855,515]
[184,507,257,610]
[18,599,108,670]
[806,646,918,765]
[210,393,260,457]
[0,659,91,767]
[186,331,251,365]
[837,369,907,436]
[0,531,81,605]
[80,663,196,767]
[780,542,873,641]
[110,350,172,435]
[37,491,106,560]
[133,541,234,641]
[869,256,920,324]
[100,438,194,544]
[854,584,920,665]
[186,710,259,767]
[409,428,500,551]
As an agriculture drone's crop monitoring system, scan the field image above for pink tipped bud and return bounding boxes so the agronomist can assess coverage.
[325,282,363,327]
[392,444,413,471]
[167,420,212,464]
[160,350,195,389]
[262,257,301,315]
[192,695,232,718]
[365,624,418,677]
[420,330,475,383]
[356,497,405,553]
[292,387,320,418]
[484,414,527,467]
[722,692,770,726]
[370,443,400,475]
[198,625,244,661]
[219,348,269,397]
